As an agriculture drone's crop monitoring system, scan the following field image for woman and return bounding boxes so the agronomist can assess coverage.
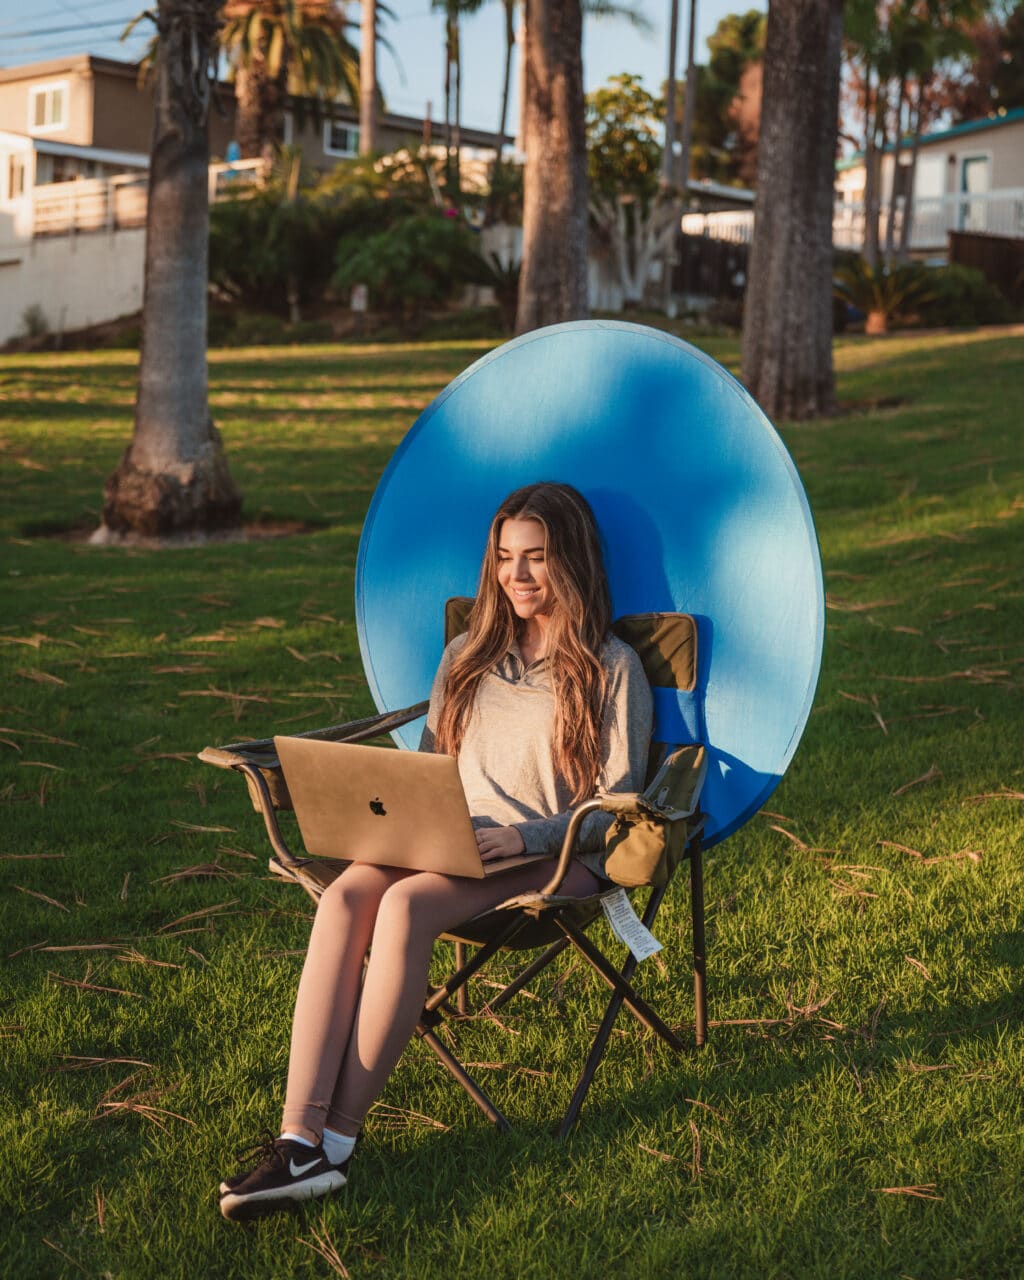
[219,482,653,1221]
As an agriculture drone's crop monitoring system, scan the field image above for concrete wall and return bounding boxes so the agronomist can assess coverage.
[0,225,145,345]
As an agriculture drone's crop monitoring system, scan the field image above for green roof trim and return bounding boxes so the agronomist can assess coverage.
[838,106,1024,168]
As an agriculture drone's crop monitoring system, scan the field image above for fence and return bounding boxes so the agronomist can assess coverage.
[949,230,1024,304]
[28,159,265,239]
[684,188,1024,257]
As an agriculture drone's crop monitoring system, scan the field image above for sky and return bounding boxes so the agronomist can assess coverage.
[0,0,766,138]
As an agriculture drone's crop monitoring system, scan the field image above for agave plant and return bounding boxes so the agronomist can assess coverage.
[833,258,934,335]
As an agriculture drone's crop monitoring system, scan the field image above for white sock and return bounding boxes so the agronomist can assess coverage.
[279,1131,316,1148]
[321,1127,357,1165]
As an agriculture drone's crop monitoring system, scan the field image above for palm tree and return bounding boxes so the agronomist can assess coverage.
[516,0,588,332]
[221,0,360,161]
[359,0,377,153]
[95,0,242,542]
[740,0,844,420]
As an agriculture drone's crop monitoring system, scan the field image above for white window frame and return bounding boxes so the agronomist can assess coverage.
[28,80,69,134]
[323,119,360,158]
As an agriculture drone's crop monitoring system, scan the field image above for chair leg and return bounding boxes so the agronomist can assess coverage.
[690,839,708,1048]
[559,959,641,1138]
[488,936,572,1012]
[557,912,685,1052]
[454,941,469,1014]
[416,1024,511,1133]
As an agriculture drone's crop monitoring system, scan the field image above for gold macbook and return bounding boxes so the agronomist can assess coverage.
[273,737,548,879]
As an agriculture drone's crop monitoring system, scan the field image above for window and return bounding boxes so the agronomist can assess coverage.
[29,82,68,132]
[6,154,26,200]
[324,121,359,157]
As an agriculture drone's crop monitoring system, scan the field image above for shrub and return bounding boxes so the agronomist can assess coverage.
[333,213,482,321]
[20,304,49,338]
[914,263,1014,328]
[833,258,934,333]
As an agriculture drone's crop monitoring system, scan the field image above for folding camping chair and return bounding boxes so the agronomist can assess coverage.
[199,603,709,1136]
[197,319,824,1135]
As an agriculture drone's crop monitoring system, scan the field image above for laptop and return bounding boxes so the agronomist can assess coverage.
[273,736,549,879]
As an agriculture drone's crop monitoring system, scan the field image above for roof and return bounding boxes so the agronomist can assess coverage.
[909,105,1024,148]
[839,106,1024,168]
[0,52,501,144]
[0,129,147,169]
[0,54,142,85]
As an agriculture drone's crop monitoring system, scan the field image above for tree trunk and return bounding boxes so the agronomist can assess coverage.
[662,0,679,186]
[516,0,588,333]
[234,44,285,164]
[94,0,241,544]
[234,59,265,160]
[740,0,843,421]
[496,0,516,164]
[489,0,516,219]
[898,77,927,261]
[884,73,907,263]
[359,0,378,154]
[861,65,879,267]
[677,0,698,189]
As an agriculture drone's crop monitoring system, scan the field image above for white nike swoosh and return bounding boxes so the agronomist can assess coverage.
[289,1156,321,1177]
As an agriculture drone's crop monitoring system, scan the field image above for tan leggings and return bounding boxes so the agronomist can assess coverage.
[281,857,601,1141]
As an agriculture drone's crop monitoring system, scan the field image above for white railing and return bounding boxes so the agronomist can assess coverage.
[32,173,148,237]
[681,209,754,244]
[684,187,1024,254]
[22,159,265,240]
[834,188,1024,251]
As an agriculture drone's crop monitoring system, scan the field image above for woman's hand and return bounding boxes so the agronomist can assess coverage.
[475,825,526,862]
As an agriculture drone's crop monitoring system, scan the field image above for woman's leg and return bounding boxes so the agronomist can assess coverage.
[281,862,412,1142]
[326,859,601,1134]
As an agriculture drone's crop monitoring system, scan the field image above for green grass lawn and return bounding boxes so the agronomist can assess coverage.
[2,327,1023,1279]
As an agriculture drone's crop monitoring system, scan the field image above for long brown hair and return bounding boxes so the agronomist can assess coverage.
[435,482,612,803]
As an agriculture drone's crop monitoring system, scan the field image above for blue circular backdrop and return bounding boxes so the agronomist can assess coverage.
[356,321,824,848]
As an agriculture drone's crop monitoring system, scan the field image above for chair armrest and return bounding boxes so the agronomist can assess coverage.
[538,789,700,897]
[196,700,430,773]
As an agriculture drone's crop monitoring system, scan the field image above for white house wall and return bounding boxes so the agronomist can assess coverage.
[0,224,144,345]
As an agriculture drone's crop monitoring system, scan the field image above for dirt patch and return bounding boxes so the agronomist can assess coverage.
[23,517,324,546]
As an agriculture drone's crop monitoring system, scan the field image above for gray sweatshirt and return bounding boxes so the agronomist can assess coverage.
[419,632,653,876]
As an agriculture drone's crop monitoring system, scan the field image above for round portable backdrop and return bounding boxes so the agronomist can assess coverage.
[356,321,824,849]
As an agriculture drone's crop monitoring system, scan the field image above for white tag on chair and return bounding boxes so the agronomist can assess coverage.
[600,888,662,961]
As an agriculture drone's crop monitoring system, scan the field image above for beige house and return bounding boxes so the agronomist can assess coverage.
[0,53,502,344]
[834,107,1024,254]
[679,108,1024,261]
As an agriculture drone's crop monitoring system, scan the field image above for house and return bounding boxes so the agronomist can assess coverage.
[0,53,502,345]
[675,108,1024,266]
[834,106,1024,255]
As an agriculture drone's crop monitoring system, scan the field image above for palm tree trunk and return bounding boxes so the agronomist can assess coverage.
[443,14,454,190]
[359,0,378,154]
[677,0,698,189]
[497,0,515,158]
[740,0,842,421]
[235,59,265,160]
[662,0,679,186]
[453,12,462,194]
[884,72,907,263]
[898,76,927,261]
[95,0,241,543]
[516,0,588,333]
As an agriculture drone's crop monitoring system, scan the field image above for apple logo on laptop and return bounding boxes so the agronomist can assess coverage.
[369,797,387,816]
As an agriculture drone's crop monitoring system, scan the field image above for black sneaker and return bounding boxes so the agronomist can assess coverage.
[219,1133,350,1222]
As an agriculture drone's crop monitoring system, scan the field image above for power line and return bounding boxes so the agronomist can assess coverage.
[0,0,129,33]
[0,17,135,41]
